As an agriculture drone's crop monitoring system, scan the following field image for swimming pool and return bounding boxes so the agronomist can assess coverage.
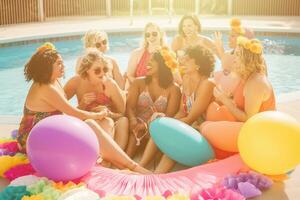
[0,34,300,116]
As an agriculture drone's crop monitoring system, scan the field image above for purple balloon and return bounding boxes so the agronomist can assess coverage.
[27,115,99,181]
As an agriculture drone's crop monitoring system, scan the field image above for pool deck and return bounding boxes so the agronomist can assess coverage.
[1,15,300,44]
[1,15,300,199]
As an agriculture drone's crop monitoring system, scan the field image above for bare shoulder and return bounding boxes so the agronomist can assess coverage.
[246,73,270,92]
[131,47,144,56]
[198,78,215,92]
[168,83,181,94]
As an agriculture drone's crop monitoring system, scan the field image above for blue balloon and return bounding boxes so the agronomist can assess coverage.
[149,117,214,166]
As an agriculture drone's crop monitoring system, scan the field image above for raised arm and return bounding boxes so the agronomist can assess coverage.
[181,80,214,125]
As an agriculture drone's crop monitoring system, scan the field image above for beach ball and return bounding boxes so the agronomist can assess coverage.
[150,117,214,166]
[238,111,300,175]
[27,115,99,181]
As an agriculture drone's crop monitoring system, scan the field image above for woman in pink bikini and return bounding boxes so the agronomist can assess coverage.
[17,43,149,174]
[126,22,166,84]
[64,48,128,151]
[125,48,181,168]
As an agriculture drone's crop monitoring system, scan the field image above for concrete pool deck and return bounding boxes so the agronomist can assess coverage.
[1,15,300,44]
[1,15,300,199]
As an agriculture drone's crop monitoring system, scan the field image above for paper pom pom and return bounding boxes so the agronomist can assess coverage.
[166,194,189,200]
[0,141,18,152]
[221,171,272,198]
[191,186,245,200]
[21,194,44,200]
[101,195,136,200]
[0,186,31,200]
[58,187,100,200]
[27,179,61,200]
[162,190,173,199]
[0,149,16,156]
[52,181,84,192]
[9,175,42,187]
[4,163,36,181]
[144,196,165,200]
[0,155,29,177]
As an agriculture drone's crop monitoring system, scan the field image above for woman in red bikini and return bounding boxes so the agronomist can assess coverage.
[17,43,150,174]
[125,47,181,170]
[126,22,166,85]
[64,48,129,151]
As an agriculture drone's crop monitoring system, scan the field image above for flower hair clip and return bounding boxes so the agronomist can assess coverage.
[36,42,56,53]
[159,46,178,72]
[237,36,263,54]
[230,18,245,35]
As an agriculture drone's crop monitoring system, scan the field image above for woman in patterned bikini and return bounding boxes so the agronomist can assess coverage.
[125,47,181,169]
[17,43,150,174]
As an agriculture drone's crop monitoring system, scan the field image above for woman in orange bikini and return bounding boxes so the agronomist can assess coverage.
[126,48,181,168]
[64,48,128,151]
[17,43,149,174]
[200,37,276,156]
[126,22,166,84]
[155,45,216,173]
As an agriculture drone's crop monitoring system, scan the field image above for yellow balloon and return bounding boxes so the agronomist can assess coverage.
[238,111,300,175]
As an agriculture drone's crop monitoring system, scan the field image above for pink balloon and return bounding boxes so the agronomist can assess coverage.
[27,115,99,181]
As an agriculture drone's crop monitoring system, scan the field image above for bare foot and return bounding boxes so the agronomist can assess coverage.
[130,162,152,174]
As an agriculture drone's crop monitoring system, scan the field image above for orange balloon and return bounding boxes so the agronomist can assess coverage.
[201,121,244,152]
[206,102,237,122]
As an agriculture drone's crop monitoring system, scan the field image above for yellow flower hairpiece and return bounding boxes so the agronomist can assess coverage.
[237,36,263,54]
[230,18,245,35]
[159,46,178,72]
[37,42,56,53]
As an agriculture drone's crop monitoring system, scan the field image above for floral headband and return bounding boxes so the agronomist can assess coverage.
[159,47,178,72]
[230,18,245,35]
[36,42,56,53]
[237,36,263,54]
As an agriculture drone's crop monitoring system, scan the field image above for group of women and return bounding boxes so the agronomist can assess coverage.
[17,14,276,174]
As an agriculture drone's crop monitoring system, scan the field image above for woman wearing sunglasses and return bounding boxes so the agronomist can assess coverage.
[126,22,166,85]
[76,30,125,90]
[18,43,150,174]
[126,48,181,169]
[65,48,129,151]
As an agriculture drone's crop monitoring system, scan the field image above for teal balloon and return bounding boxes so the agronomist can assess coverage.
[149,117,214,166]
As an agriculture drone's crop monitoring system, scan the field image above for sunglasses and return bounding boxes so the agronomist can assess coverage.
[93,66,108,75]
[95,39,108,48]
[145,32,158,38]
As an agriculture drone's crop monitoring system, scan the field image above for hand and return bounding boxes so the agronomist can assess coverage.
[108,111,123,119]
[133,122,147,137]
[213,86,227,103]
[91,105,107,112]
[213,31,223,49]
[80,92,96,106]
[94,108,109,120]
[149,112,165,122]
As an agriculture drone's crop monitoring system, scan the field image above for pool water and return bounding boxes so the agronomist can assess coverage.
[0,34,300,116]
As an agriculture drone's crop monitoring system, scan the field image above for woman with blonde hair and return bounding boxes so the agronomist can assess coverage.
[200,37,275,157]
[65,48,129,151]
[17,43,150,174]
[76,30,125,89]
[126,22,166,84]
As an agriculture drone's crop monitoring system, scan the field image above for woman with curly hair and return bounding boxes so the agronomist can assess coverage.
[200,37,275,157]
[17,43,150,174]
[155,45,216,173]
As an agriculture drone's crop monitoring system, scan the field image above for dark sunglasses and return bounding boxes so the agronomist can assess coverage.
[93,66,108,75]
[145,32,158,38]
[95,40,108,48]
